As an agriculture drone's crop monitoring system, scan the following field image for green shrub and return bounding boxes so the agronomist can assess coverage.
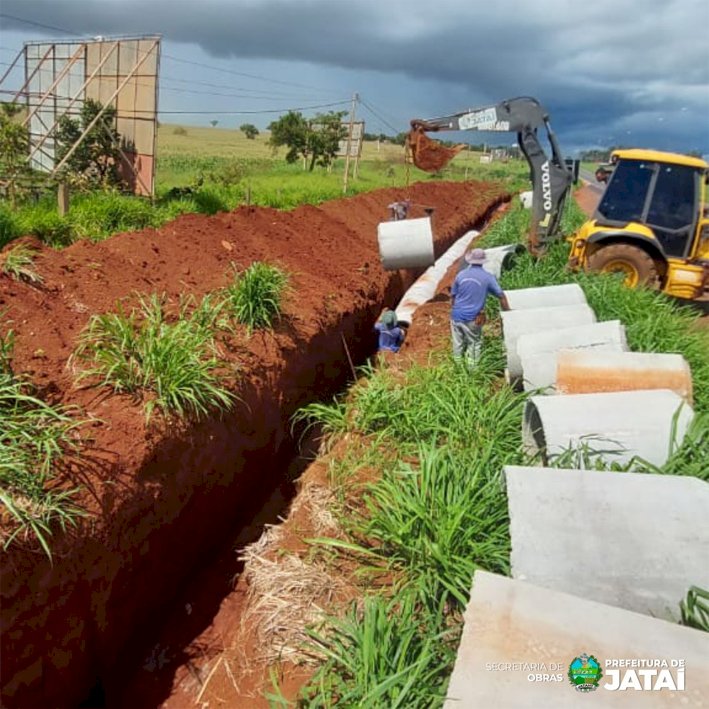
[16,205,73,247]
[0,204,21,248]
[225,262,289,332]
[172,126,188,136]
[68,192,156,241]
[191,187,229,215]
[73,293,236,421]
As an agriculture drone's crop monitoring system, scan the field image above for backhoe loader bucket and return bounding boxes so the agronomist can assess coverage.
[407,127,466,173]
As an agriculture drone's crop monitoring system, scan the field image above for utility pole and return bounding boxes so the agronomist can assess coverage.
[342,92,358,194]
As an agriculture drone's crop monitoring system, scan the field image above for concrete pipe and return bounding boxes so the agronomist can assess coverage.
[395,230,479,324]
[506,283,588,310]
[504,465,709,621]
[377,217,435,270]
[501,304,597,382]
[522,388,694,467]
[519,190,533,208]
[455,243,524,278]
[484,244,524,279]
[556,350,694,403]
[517,320,628,392]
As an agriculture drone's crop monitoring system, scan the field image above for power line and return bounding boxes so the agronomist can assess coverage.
[1,12,342,96]
[359,97,401,135]
[160,55,341,96]
[0,13,82,37]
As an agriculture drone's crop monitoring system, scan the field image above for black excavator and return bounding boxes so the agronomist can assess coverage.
[408,97,573,251]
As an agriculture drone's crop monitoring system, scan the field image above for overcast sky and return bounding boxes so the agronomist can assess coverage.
[1,0,708,156]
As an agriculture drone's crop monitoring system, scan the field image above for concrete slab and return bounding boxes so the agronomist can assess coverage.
[504,466,709,622]
[444,571,709,708]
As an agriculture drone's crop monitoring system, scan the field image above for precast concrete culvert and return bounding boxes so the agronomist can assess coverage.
[556,349,694,403]
[377,217,435,270]
[516,320,628,392]
[453,243,524,278]
[396,230,479,324]
[522,388,695,467]
[505,283,588,310]
[501,304,597,382]
[504,465,709,621]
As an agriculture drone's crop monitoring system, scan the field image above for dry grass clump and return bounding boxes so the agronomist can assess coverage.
[288,481,340,536]
[239,524,347,665]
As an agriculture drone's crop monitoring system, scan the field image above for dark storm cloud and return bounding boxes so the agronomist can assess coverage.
[2,0,708,152]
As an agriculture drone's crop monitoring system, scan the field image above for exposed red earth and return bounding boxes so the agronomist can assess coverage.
[0,180,508,708]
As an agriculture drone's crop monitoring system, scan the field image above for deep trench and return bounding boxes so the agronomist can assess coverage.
[83,422,327,708]
[71,326,382,707]
[73,211,497,709]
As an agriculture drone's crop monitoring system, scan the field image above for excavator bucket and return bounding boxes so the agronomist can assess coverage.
[407,127,466,173]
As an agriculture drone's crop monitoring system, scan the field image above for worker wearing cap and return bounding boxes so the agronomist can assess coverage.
[374,309,406,353]
[450,248,510,367]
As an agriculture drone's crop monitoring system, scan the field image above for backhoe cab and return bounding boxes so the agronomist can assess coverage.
[568,149,709,300]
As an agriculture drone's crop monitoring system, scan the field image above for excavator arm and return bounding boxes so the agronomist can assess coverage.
[409,97,573,250]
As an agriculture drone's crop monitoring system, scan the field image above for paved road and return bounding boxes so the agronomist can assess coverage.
[578,168,605,194]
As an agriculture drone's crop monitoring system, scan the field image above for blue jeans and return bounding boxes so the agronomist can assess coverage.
[451,320,482,367]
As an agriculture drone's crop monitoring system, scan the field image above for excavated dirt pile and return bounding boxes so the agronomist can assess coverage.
[0,180,507,708]
[408,128,467,173]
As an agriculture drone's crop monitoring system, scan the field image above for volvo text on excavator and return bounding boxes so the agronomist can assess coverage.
[408,97,573,251]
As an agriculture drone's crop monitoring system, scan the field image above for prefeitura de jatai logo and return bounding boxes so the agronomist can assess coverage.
[568,653,603,692]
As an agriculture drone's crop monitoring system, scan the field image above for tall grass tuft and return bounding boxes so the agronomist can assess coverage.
[1,243,43,284]
[0,327,86,559]
[299,592,455,708]
[68,192,156,241]
[353,445,510,605]
[225,262,289,332]
[73,293,236,421]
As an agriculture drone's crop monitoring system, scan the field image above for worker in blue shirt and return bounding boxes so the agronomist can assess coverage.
[451,248,510,366]
[374,309,406,353]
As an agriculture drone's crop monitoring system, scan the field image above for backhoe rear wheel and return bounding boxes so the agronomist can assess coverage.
[586,243,660,289]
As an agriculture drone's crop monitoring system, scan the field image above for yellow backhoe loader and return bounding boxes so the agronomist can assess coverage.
[568,149,709,300]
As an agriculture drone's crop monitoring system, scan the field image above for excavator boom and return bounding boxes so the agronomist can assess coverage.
[409,97,573,250]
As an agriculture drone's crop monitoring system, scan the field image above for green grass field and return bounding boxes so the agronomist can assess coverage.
[1,123,529,248]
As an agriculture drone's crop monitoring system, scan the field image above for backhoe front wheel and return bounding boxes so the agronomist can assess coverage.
[586,243,660,289]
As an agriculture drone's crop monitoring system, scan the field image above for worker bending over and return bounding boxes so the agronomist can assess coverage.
[450,248,509,367]
[375,309,406,354]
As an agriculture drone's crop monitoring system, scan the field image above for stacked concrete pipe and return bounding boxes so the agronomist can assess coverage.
[522,388,694,467]
[505,283,588,310]
[501,304,597,382]
[556,349,693,403]
[516,320,628,392]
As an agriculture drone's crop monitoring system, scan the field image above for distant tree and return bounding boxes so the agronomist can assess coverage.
[210,120,219,128]
[268,110,347,171]
[687,149,703,158]
[240,123,259,140]
[55,98,123,188]
[393,132,408,146]
[0,102,32,207]
[173,126,188,136]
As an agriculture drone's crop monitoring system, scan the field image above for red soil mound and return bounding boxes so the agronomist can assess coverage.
[0,180,507,708]
[408,129,466,173]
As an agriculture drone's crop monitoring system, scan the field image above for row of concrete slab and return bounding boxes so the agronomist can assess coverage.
[445,277,709,705]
